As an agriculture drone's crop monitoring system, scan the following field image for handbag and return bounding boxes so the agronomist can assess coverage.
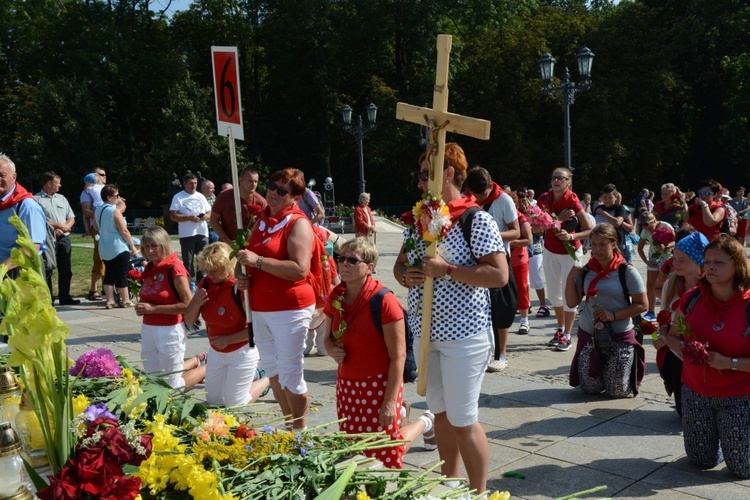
[594,322,613,351]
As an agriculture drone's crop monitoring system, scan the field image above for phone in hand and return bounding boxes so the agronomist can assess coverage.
[198,213,205,219]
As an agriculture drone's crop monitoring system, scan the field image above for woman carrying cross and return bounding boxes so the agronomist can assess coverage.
[393,143,507,492]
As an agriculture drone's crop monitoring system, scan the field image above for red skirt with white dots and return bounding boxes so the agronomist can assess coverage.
[336,373,405,468]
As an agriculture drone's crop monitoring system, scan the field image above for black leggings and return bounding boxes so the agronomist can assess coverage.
[103,251,130,288]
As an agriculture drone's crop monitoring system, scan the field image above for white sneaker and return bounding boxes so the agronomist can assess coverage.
[486,355,508,372]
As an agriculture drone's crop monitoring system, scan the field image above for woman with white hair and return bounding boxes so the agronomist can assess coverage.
[354,192,376,239]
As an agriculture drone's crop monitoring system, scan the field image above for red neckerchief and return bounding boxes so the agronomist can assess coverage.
[448,195,479,223]
[584,253,626,301]
[257,204,306,237]
[331,276,381,330]
[654,200,677,215]
[0,183,34,211]
[143,252,181,279]
[698,282,750,324]
[539,188,578,216]
[481,182,504,207]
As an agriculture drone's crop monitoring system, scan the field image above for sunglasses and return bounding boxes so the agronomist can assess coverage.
[267,182,290,197]
[336,255,364,266]
[418,170,430,182]
[551,175,569,181]
[696,189,713,197]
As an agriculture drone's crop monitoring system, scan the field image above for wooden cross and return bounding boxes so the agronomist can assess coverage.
[396,34,491,396]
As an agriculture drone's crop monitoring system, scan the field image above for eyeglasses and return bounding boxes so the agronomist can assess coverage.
[336,255,364,266]
[551,175,569,182]
[267,182,290,197]
[697,189,713,197]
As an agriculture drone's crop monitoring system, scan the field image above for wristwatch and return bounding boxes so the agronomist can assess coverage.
[731,358,739,371]
[445,264,456,280]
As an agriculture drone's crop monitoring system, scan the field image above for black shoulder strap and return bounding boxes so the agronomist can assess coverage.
[370,288,390,335]
[684,287,702,315]
[618,262,631,304]
[458,206,481,260]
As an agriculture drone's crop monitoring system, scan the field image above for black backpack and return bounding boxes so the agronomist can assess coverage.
[370,288,418,383]
[459,206,519,328]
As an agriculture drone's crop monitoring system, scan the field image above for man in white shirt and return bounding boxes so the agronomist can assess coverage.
[465,167,520,373]
[170,173,211,282]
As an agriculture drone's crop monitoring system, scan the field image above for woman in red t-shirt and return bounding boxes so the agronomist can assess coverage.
[536,167,594,351]
[323,237,434,469]
[236,168,316,430]
[135,227,205,389]
[655,235,750,478]
[184,242,270,407]
[687,180,725,241]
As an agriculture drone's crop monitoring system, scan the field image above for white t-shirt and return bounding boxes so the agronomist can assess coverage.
[170,190,211,238]
[80,184,104,224]
[485,192,518,254]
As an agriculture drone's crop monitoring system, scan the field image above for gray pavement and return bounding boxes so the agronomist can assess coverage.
[8,216,750,498]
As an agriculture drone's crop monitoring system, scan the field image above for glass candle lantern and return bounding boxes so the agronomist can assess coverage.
[0,366,21,428]
[0,422,23,497]
[14,393,48,468]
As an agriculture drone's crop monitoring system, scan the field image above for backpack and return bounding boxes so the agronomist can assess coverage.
[721,204,737,235]
[580,262,644,343]
[308,223,338,310]
[459,206,519,328]
[15,199,56,272]
[370,288,418,383]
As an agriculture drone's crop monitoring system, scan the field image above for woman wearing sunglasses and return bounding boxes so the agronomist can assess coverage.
[537,167,594,352]
[688,180,726,241]
[393,143,507,492]
[236,168,316,430]
[323,237,435,468]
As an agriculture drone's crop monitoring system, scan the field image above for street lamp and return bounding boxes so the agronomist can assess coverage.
[341,103,377,194]
[538,47,595,171]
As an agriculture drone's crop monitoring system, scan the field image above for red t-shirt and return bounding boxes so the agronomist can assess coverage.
[680,286,750,398]
[511,213,529,266]
[139,252,189,326]
[688,202,725,241]
[245,206,315,312]
[324,279,404,379]
[212,189,268,242]
[199,277,249,353]
[538,189,583,255]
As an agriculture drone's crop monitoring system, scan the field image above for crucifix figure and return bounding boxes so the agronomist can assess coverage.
[396,34,492,396]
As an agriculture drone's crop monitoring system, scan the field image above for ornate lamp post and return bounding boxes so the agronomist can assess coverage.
[341,103,377,194]
[538,47,595,171]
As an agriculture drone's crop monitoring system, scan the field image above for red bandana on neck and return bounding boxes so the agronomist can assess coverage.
[584,253,626,301]
[448,195,479,223]
[698,282,750,323]
[482,182,504,206]
[0,183,34,212]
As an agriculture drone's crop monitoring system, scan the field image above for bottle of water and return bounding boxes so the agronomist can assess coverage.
[189,281,197,296]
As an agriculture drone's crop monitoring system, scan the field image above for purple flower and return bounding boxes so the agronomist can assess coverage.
[70,348,122,378]
[83,403,117,423]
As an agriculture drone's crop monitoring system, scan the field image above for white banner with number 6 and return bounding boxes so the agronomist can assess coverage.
[211,46,244,141]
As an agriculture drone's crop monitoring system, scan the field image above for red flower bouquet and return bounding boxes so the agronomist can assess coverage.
[652,227,675,246]
[639,319,658,341]
[38,407,152,500]
[682,339,711,366]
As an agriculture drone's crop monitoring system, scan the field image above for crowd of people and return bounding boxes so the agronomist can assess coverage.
[2,147,750,490]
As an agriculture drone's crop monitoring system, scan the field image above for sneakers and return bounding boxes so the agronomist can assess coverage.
[555,336,572,351]
[548,328,565,346]
[420,411,437,451]
[643,311,657,322]
[486,355,508,372]
[518,323,530,335]
[536,306,551,317]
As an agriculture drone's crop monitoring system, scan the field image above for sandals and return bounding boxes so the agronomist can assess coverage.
[193,353,207,366]
[105,302,116,310]
[87,290,102,301]
[118,301,134,308]
[536,306,551,317]
[421,411,437,451]
[256,367,271,397]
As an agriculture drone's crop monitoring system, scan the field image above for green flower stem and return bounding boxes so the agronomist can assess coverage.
[554,485,607,500]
